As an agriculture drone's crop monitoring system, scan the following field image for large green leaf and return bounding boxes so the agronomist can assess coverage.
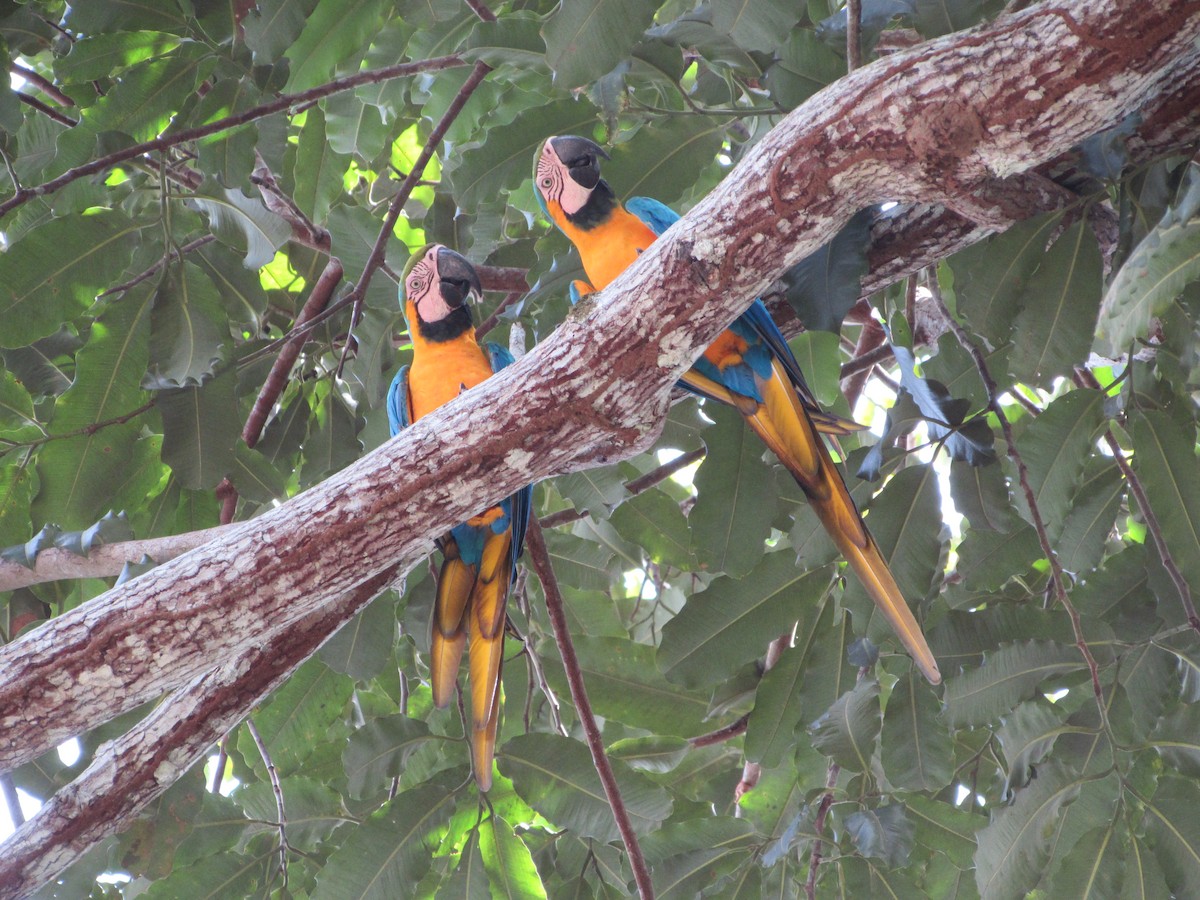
[809,677,881,772]
[312,778,459,899]
[541,0,655,89]
[880,672,953,791]
[32,286,154,528]
[944,641,1084,727]
[689,402,778,577]
[501,733,672,841]
[844,803,914,868]
[711,0,803,53]
[283,0,389,92]
[608,487,693,569]
[540,635,711,736]
[158,369,238,488]
[144,262,230,389]
[243,0,321,63]
[658,552,831,688]
[479,815,547,900]
[974,760,1085,900]
[82,44,216,141]
[1142,776,1200,899]
[343,714,437,800]
[53,31,182,83]
[605,115,727,208]
[1097,170,1200,353]
[294,106,349,224]
[188,187,291,270]
[1008,219,1104,385]
[320,592,397,681]
[1130,409,1200,601]
[0,211,141,348]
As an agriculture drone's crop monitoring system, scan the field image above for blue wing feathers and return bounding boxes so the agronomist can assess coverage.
[387,367,410,436]
[627,196,680,237]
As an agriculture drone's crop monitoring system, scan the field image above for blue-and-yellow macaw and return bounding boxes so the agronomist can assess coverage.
[534,136,940,685]
[387,244,532,789]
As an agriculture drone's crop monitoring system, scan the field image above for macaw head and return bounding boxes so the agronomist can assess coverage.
[534,135,611,220]
[400,243,482,342]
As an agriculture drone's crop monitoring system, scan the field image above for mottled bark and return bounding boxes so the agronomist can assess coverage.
[1,0,1198,885]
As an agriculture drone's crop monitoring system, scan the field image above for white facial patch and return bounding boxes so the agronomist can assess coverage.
[407,247,455,323]
[538,142,593,217]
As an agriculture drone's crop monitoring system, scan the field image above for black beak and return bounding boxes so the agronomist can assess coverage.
[550,135,609,190]
[436,246,482,308]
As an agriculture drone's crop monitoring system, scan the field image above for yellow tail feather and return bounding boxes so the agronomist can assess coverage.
[467,545,512,791]
[431,550,475,708]
[745,367,942,685]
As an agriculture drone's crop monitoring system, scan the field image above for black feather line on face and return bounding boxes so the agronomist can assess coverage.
[415,304,474,343]
[565,178,618,230]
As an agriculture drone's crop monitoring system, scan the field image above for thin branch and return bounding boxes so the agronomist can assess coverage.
[463,0,497,22]
[841,315,886,410]
[1,400,156,451]
[838,342,894,380]
[12,62,75,107]
[246,719,290,890]
[540,447,706,529]
[1,772,24,828]
[688,714,748,748]
[805,762,841,900]
[476,265,530,294]
[846,0,863,71]
[0,55,468,220]
[16,92,77,127]
[513,622,568,737]
[477,291,525,338]
[339,60,493,374]
[0,524,232,592]
[99,235,215,298]
[1073,368,1200,632]
[735,633,791,811]
[524,519,655,900]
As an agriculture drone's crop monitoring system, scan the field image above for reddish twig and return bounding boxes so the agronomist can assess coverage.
[846,0,863,70]
[16,92,77,127]
[841,315,887,409]
[525,519,655,900]
[838,342,894,380]
[246,718,290,890]
[476,265,530,293]
[0,55,467,220]
[688,713,749,748]
[540,447,706,529]
[12,62,75,107]
[805,762,841,900]
[463,0,497,22]
[476,291,525,337]
[100,235,215,298]
[1,772,24,827]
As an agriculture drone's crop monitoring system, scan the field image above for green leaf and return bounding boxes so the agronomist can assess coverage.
[1013,389,1105,539]
[553,465,629,517]
[765,28,844,108]
[844,803,914,868]
[442,829,491,900]
[1148,703,1200,778]
[1056,458,1124,575]
[242,657,353,779]
[1098,173,1200,352]
[33,287,154,529]
[300,389,363,486]
[608,488,693,569]
[188,187,291,270]
[158,369,238,488]
[53,31,182,83]
[83,44,216,141]
[954,523,1043,593]
[658,552,831,689]
[0,211,141,348]
[243,0,320,63]
[994,699,1076,794]
[144,262,230,389]
[227,443,287,504]
[1142,776,1200,899]
[294,106,349,223]
[1009,219,1103,385]
[501,733,672,841]
[479,815,547,900]
[463,14,548,69]
[284,0,389,92]
[65,1,189,34]
[605,115,727,208]
[540,635,711,736]
[235,776,346,851]
[1130,409,1200,602]
[606,736,690,773]
[190,77,262,188]
[0,460,36,547]
[906,795,984,866]
[809,678,881,772]
[543,531,615,592]
[880,672,953,791]
[193,243,269,335]
[974,760,1085,900]
[689,403,777,577]
[1041,817,1132,900]
[320,592,397,681]
[343,714,436,800]
[743,594,827,767]
[312,779,458,899]
[945,640,1084,727]
[541,0,656,89]
[449,99,600,214]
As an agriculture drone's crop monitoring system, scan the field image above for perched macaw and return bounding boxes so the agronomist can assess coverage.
[387,243,532,789]
[534,135,941,685]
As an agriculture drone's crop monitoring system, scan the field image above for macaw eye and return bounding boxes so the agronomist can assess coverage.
[541,177,552,187]
[409,279,423,292]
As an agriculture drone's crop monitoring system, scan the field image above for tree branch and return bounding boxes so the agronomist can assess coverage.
[525,520,655,900]
[0,564,403,897]
[0,56,468,220]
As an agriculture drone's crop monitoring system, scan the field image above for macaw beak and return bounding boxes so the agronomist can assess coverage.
[436,246,482,308]
[550,135,610,190]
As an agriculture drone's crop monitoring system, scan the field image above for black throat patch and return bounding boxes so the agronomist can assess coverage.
[417,304,474,343]
[566,179,618,231]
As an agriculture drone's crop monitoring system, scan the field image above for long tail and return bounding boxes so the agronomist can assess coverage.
[430,542,473,709]
[746,361,942,685]
[467,529,513,791]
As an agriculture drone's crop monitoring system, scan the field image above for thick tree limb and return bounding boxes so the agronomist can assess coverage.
[0,565,403,898]
[0,0,1195,825]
